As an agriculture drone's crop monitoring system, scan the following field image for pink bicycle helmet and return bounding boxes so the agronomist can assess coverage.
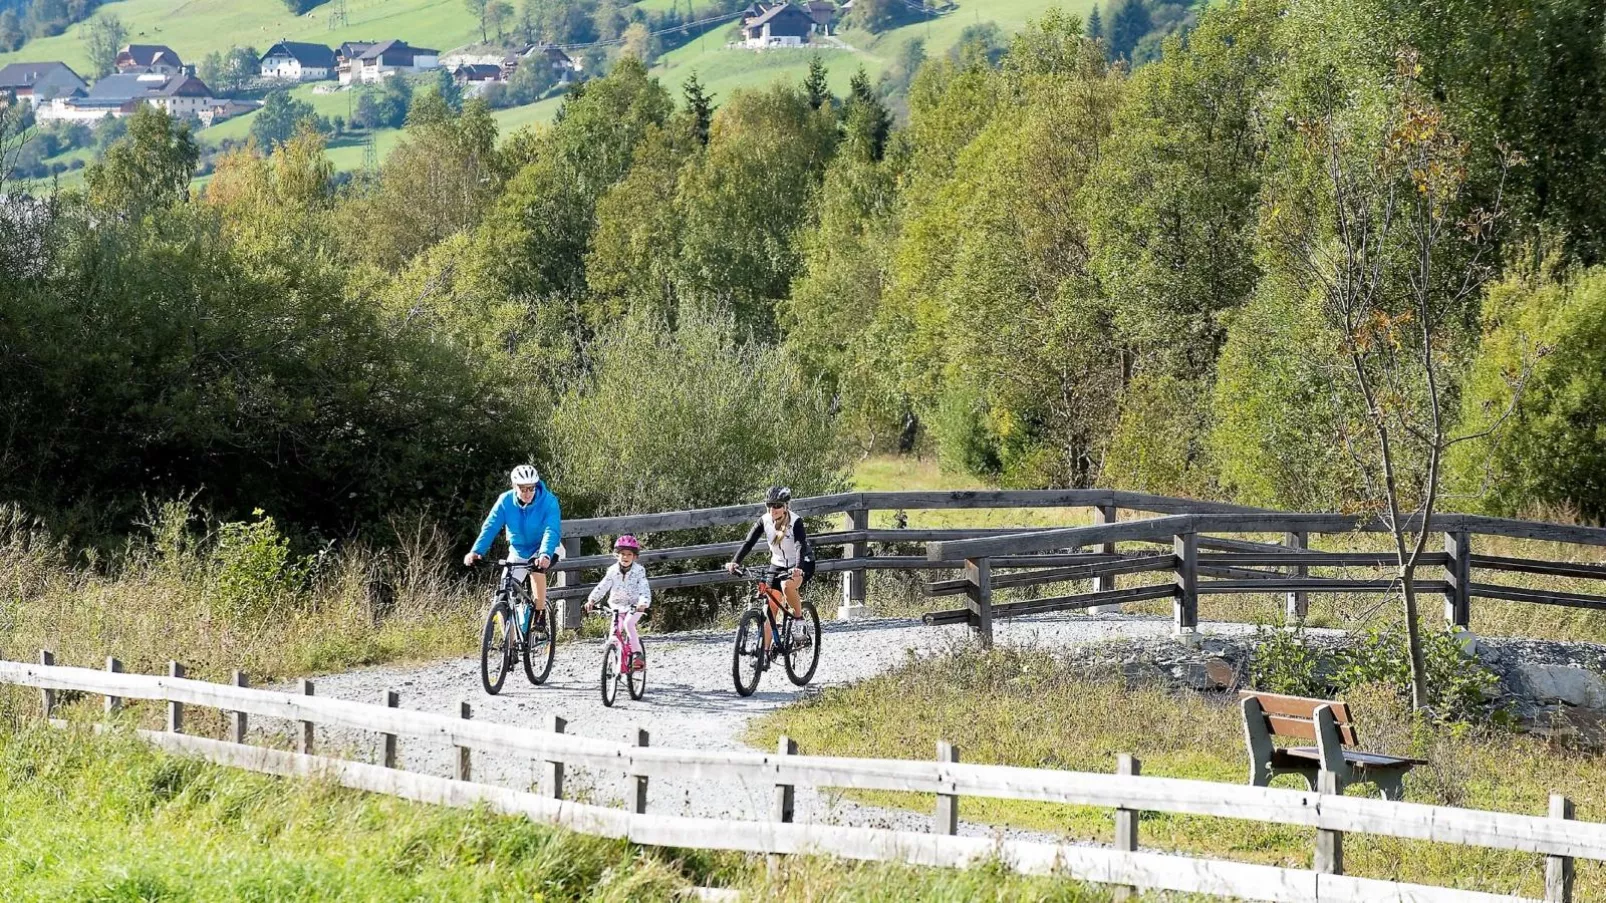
[614,535,641,552]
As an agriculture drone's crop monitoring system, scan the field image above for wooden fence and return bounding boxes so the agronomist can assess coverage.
[0,654,1592,902]
[544,489,1606,646]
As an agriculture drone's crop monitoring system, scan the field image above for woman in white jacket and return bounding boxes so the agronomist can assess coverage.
[584,534,651,671]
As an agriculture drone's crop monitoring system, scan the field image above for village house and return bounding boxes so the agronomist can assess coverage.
[452,63,503,94]
[114,44,185,75]
[0,62,88,107]
[742,3,816,48]
[35,70,224,124]
[501,44,581,84]
[259,41,337,82]
[803,1,839,35]
[339,39,440,85]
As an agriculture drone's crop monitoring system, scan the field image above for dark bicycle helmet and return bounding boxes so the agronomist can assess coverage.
[765,485,792,507]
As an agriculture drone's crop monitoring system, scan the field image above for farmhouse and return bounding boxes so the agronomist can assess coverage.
[341,40,440,85]
[114,44,185,75]
[259,41,337,82]
[453,63,503,93]
[35,71,223,124]
[804,1,839,34]
[502,44,581,83]
[0,62,87,107]
[743,3,816,48]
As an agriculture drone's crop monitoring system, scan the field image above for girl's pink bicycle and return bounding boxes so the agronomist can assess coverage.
[597,606,647,707]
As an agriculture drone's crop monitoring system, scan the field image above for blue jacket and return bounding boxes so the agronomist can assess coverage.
[471,483,562,560]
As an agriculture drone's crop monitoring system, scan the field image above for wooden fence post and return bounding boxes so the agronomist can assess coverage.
[456,701,472,782]
[1173,532,1199,641]
[963,558,993,649]
[166,661,184,734]
[545,715,566,799]
[104,657,122,715]
[230,670,248,744]
[1548,793,1575,903]
[557,536,583,631]
[1284,531,1309,623]
[839,508,870,620]
[773,735,798,824]
[1444,530,1472,631]
[934,740,958,835]
[1112,754,1142,903]
[381,690,399,768]
[1089,504,1121,614]
[1315,770,1344,875]
[299,679,315,755]
[633,729,650,815]
[38,650,53,721]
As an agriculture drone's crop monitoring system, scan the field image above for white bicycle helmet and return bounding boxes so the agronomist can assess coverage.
[509,464,540,487]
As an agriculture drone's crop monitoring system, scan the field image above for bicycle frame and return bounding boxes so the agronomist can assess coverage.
[607,609,637,675]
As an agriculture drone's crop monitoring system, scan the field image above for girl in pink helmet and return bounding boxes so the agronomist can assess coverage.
[584,535,652,671]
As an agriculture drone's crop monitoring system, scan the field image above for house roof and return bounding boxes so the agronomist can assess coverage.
[0,61,86,91]
[454,63,501,80]
[747,3,814,28]
[262,41,337,69]
[117,44,184,68]
[337,41,380,59]
[85,71,211,102]
[358,39,439,63]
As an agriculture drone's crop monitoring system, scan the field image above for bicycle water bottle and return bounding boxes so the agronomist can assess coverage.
[518,602,530,634]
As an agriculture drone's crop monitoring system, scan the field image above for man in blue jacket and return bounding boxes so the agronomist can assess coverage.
[464,464,563,628]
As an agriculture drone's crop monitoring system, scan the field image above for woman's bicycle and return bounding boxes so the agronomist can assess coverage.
[479,558,557,695]
[590,603,647,707]
[730,566,821,697]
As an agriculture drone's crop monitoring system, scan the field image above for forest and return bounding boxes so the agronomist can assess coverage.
[4,0,1606,554]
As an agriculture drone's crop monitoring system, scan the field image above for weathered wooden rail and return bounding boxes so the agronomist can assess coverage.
[1,654,1591,902]
[541,489,1606,645]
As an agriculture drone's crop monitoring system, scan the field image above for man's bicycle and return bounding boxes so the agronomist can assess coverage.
[590,603,647,707]
[479,558,556,694]
[730,566,821,697]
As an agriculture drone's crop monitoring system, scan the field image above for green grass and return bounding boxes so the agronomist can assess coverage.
[0,0,486,82]
[0,723,1117,901]
[752,646,1606,900]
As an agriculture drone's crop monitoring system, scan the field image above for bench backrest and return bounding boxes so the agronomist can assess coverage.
[1238,691,1358,746]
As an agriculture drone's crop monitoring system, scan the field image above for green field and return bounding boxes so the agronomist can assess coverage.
[0,0,487,79]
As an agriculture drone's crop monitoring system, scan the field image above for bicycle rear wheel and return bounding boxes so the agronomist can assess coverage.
[627,637,647,701]
[782,601,821,687]
[480,605,511,695]
[523,605,555,685]
[732,608,765,697]
[600,643,620,707]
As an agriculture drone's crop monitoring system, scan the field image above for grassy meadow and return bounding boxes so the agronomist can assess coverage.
[0,723,1118,901]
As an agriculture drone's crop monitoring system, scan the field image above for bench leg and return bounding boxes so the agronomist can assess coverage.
[1371,771,1406,801]
[1243,698,1274,787]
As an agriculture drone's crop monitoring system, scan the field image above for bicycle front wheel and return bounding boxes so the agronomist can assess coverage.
[732,608,765,697]
[523,606,555,685]
[600,643,620,707]
[783,601,821,687]
[480,605,511,695]
[627,637,647,701]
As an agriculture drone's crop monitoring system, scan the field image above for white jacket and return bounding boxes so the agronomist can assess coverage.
[587,562,652,611]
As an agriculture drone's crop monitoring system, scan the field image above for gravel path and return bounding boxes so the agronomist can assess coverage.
[267,612,1261,839]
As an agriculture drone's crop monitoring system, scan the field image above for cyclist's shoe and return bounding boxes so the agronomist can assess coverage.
[629,652,646,672]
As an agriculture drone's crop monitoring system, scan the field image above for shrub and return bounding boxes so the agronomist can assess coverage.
[208,509,307,625]
[1248,624,1323,697]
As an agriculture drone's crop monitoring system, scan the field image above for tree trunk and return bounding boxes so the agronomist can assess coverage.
[1399,565,1432,710]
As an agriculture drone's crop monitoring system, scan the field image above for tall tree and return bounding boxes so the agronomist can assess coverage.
[803,54,830,109]
[683,71,714,146]
[488,0,514,39]
[466,0,490,42]
[86,105,198,219]
[83,13,127,78]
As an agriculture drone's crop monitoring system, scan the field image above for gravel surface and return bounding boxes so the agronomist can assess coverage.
[265,612,1263,839]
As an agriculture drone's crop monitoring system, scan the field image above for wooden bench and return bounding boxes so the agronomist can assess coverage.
[1240,691,1424,800]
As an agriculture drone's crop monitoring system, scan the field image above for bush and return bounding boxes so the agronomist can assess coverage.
[1248,623,1502,723]
[208,509,307,625]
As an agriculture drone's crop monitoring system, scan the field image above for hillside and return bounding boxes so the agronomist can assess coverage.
[10,0,1093,181]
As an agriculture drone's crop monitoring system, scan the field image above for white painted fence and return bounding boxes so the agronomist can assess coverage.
[0,656,1587,902]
